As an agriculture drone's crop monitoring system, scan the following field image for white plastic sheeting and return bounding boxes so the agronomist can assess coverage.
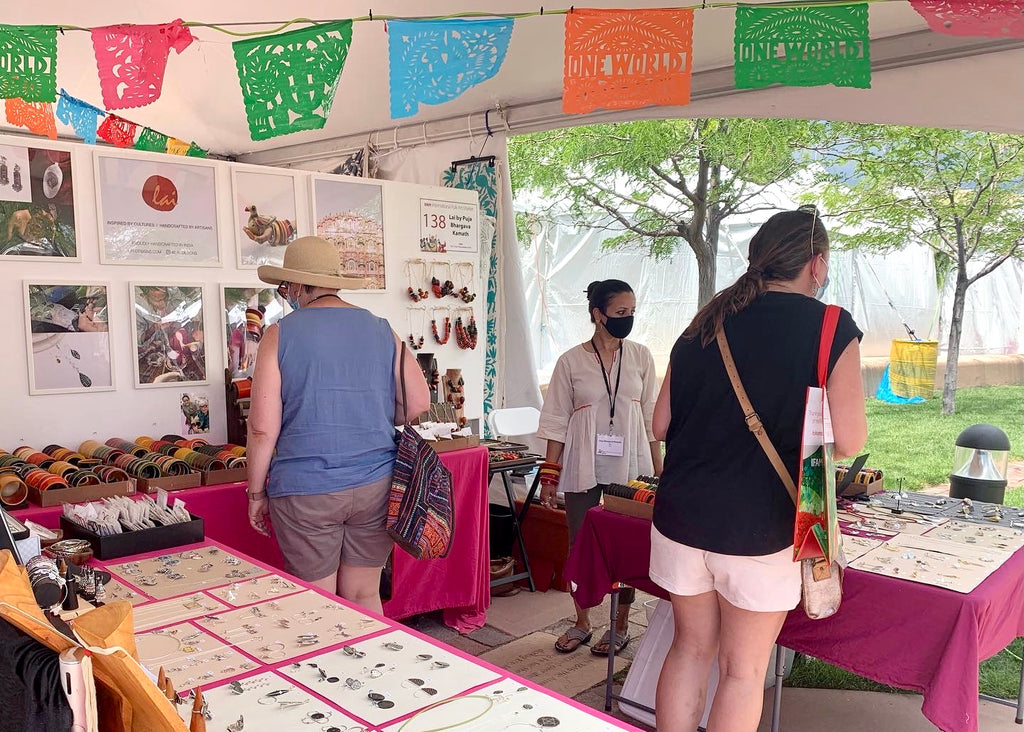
[520,210,1023,378]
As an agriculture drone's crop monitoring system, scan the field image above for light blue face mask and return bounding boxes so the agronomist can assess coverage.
[287,296,300,311]
[815,274,830,300]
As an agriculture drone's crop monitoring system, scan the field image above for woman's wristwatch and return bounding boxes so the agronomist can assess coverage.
[247,490,268,501]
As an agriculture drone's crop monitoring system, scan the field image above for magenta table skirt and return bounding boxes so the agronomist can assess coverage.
[13,446,491,633]
[564,506,1024,732]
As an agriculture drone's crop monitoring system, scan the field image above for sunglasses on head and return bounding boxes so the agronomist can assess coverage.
[276,282,290,297]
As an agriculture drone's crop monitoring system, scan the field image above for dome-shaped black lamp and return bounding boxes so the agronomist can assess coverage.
[948,423,1011,505]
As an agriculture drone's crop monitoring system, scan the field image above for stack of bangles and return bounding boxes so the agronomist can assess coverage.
[538,461,562,488]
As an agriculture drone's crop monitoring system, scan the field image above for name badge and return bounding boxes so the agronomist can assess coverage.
[596,433,625,457]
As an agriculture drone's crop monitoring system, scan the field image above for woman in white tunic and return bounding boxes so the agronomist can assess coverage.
[537,279,662,654]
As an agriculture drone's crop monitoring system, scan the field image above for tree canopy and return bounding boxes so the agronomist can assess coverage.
[510,118,826,305]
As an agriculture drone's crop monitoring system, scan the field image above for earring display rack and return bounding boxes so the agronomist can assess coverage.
[279,628,501,727]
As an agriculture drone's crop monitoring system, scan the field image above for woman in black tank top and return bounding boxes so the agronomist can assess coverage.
[649,209,867,732]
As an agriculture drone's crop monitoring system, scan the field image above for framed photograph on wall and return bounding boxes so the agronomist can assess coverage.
[1,141,79,260]
[232,167,304,269]
[95,151,221,266]
[221,284,289,378]
[131,283,208,388]
[311,175,386,291]
[23,282,114,394]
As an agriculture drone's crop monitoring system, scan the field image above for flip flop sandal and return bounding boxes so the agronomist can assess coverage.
[590,629,631,656]
[554,627,592,653]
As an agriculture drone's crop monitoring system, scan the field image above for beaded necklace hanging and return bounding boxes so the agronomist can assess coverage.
[407,308,425,351]
[405,260,429,302]
[430,307,451,345]
[452,262,476,303]
[454,309,478,350]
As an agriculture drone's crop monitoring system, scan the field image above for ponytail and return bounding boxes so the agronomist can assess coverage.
[684,270,768,346]
[682,208,828,347]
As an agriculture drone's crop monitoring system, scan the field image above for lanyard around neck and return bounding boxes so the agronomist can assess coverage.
[591,339,622,429]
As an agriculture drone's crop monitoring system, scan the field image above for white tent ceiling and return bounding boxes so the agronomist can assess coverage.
[4,1,1024,161]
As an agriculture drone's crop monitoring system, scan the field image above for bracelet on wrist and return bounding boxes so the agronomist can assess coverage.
[247,490,268,501]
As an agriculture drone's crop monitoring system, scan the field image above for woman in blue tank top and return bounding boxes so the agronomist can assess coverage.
[247,237,430,613]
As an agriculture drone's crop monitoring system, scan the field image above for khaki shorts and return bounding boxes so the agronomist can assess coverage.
[649,525,801,613]
[269,475,394,581]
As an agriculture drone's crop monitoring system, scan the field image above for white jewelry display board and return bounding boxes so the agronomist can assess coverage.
[383,677,627,732]
[106,546,267,599]
[279,628,502,727]
[850,531,1010,593]
[132,592,231,632]
[178,671,366,732]
[206,572,303,607]
[135,622,259,690]
[194,589,388,664]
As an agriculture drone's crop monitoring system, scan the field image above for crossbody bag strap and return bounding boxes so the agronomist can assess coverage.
[817,305,842,388]
[715,327,800,506]
[398,340,410,427]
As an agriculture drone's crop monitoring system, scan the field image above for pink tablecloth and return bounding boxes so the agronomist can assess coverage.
[563,506,1024,732]
[385,446,491,632]
[13,446,491,633]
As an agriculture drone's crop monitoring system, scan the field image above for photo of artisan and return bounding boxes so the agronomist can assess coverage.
[133,284,207,386]
[28,285,107,333]
[180,393,211,434]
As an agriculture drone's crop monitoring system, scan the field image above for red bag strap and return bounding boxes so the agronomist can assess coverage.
[817,305,841,388]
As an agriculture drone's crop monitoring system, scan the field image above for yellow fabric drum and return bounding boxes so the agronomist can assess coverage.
[889,339,939,400]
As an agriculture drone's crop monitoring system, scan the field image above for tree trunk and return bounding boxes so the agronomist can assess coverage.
[941,270,969,415]
[695,240,717,308]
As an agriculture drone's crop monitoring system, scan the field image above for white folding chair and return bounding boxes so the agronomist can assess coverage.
[487,407,542,592]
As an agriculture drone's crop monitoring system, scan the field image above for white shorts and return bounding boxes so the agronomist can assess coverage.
[649,525,801,613]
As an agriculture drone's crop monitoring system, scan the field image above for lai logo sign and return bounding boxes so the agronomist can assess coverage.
[142,175,178,212]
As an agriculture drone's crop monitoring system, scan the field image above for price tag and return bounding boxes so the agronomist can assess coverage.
[596,433,625,457]
[157,488,169,510]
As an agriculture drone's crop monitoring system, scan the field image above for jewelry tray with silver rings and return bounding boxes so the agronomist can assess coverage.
[106,546,267,599]
[176,671,367,732]
[194,589,388,664]
[279,628,502,726]
[131,593,232,632]
[207,573,303,607]
[850,530,1017,593]
[134,622,259,690]
[382,677,628,732]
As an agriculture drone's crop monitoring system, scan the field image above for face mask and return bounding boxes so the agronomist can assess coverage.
[287,297,301,311]
[603,314,634,339]
[814,274,830,301]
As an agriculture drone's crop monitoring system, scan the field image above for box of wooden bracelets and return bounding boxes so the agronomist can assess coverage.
[602,476,660,521]
[87,437,248,493]
[0,445,134,508]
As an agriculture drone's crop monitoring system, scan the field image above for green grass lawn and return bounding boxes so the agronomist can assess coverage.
[787,386,1024,700]
[861,386,1024,491]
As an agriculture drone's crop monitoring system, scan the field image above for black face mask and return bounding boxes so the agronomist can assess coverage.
[603,314,634,339]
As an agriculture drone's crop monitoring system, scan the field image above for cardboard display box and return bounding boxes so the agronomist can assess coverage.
[428,435,481,454]
[136,473,202,494]
[59,513,205,560]
[603,494,654,521]
[28,480,134,508]
[202,467,247,486]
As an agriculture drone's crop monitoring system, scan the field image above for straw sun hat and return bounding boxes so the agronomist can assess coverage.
[257,236,368,290]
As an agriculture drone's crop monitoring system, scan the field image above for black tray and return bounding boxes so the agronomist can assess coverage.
[59,513,205,560]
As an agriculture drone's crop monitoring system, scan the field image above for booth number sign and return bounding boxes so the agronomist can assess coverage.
[419,198,479,253]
